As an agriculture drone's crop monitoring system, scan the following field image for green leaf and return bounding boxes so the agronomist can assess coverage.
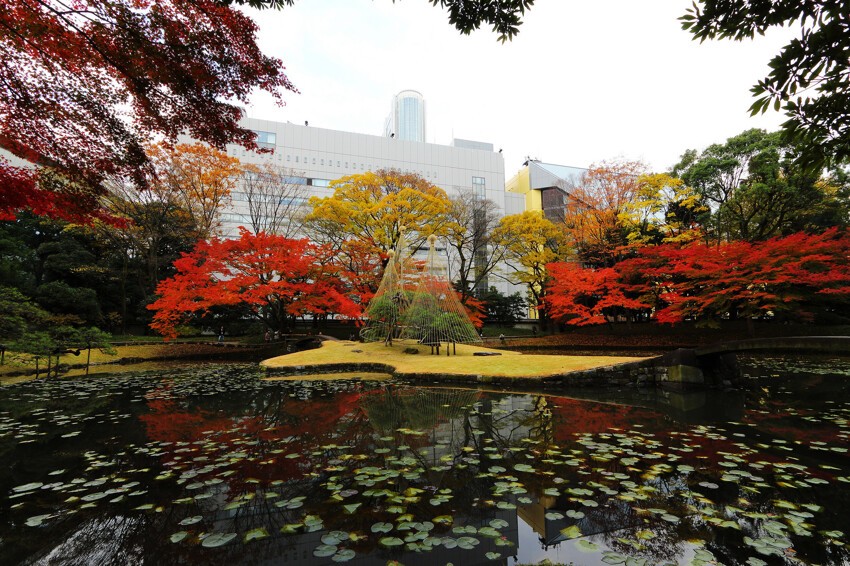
[561,525,582,539]
[371,522,393,533]
[332,549,356,562]
[201,532,237,548]
[244,528,269,543]
[313,544,338,557]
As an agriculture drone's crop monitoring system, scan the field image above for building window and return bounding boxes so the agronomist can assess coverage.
[295,156,299,163]
[320,159,324,166]
[312,158,316,164]
[472,176,486,197]
[286,154,290,161]
[251,130,276,150]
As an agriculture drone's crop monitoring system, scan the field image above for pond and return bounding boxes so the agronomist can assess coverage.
[1,356,849,565]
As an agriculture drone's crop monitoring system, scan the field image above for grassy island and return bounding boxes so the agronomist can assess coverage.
[261,340,644,380]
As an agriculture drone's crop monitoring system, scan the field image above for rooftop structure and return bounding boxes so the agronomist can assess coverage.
[383,89,426,142]
[506,160,587,222]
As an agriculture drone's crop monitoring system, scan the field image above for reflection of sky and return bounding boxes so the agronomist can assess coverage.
[510,514,701,566]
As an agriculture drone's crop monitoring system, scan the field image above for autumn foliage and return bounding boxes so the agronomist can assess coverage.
[546,228,850,326]
[148,229,361,339]
[546,263,651,326]
[1,0,292,222]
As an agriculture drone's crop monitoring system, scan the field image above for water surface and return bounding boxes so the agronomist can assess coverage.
[1,356,849,565]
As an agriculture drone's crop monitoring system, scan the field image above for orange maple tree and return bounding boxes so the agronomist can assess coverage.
[147,142,242,239]
[562,159,647,267]
[148,228,362,338]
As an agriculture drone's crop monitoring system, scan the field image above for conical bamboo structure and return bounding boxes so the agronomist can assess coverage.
[398,235,482,348]
[360,233,482,351]
[359,232,414,344]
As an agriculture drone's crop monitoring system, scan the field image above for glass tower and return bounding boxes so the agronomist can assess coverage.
[384,90,425,142]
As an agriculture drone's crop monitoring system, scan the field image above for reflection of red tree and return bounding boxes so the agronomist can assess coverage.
[549,398,664,441]
[139,387,366,487]
[139,389,234,443]
[546,397,835,478]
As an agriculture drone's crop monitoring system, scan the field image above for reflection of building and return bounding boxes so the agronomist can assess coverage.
[506,160,587,223]
[383,89,426,142]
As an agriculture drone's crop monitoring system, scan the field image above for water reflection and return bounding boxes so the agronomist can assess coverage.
[0,358,848,565]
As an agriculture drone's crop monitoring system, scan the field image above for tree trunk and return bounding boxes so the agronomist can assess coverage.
[86,346,92,376]
[121,253,128,335]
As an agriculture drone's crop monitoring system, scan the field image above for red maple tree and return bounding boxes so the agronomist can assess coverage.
[650,227,850,324]
[545,262,651,326]
[0,0,293,222]
[148,228,362,339]
[545,228,850,326]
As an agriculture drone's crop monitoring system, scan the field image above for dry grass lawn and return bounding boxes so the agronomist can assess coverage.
[0,342,252,384]
[261,340,644,379]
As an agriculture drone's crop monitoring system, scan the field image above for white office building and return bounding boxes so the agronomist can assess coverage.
[220,117,525,296]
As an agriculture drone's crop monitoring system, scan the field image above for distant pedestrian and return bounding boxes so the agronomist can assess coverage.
[218,327,225,342]
[264,330,271,343]
[499,333,505,344]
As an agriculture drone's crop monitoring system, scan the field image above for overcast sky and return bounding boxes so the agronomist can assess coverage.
[244,0,797,175]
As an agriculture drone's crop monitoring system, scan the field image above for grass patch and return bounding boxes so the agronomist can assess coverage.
[0,342,261,383]
[261,340,644,379]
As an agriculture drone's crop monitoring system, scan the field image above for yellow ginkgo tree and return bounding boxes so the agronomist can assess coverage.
[620,172,707,246]
[492,211,568,326]
[306,168,452,257]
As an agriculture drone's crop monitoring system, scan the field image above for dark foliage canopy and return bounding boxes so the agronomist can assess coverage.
[682,1,850,170]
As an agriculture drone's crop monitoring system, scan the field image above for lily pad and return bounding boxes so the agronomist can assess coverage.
[561,525,582,539]
[576,539,600,552]
[201,532,237,548]
[244,528,269,543]
[332,549,356,562]
[313,544,338,557]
